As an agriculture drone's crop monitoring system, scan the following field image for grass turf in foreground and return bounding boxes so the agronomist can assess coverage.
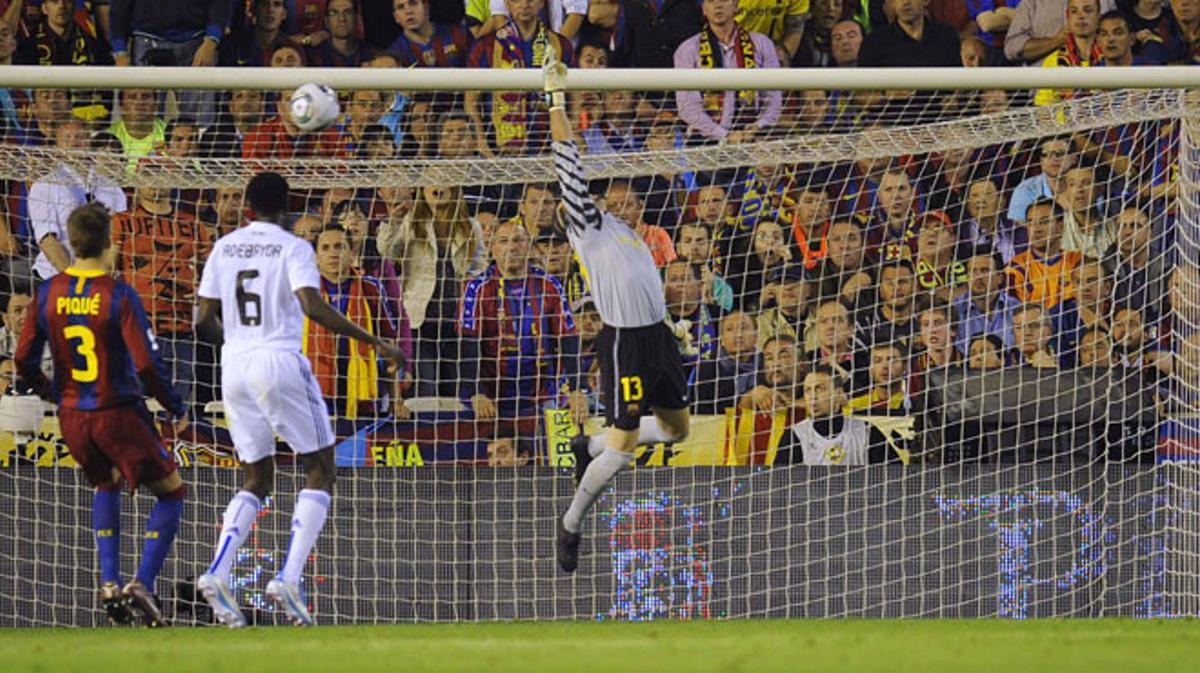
[1,619,1197,673]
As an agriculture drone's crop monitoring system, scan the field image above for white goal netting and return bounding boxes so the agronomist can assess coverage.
[0,83,1198,625]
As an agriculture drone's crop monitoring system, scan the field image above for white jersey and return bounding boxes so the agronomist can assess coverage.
[197,220,320,360]
[789,418,872,465]
[552,141,667,328]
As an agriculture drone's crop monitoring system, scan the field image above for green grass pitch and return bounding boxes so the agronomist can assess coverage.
[2,620,1198,673]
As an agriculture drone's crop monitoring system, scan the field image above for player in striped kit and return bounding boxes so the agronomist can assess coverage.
[544,48,692,573]
[15,203,189,627]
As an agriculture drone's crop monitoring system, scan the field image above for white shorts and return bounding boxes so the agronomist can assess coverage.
[221,350,335,464]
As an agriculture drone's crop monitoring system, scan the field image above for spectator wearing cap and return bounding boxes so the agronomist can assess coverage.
[603,179,677,267]
[913,211,968,301]
[674,220,735,312]
[954,250,1020,354]
[536,226,589,309]
[1006,198,1082,309]
[756,264,811,349]
[1004,0,1116,64]
[388,0,473,67]
[857,0,961,67]
[694,310,761,414]
[664,261,720,365]
[674,0,782,145]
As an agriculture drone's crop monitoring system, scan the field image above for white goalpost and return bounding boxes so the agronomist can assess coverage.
[0,66,1198,625]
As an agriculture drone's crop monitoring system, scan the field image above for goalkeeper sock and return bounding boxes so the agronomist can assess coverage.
[563,448,630,533]
[279,489,331,585]
[93,489,122,585]
[207,490,260,580]
[586,417,679,456]
[136,485,185,594]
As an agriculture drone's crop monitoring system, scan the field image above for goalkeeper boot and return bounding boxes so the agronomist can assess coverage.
[122,579,168,628]
[99,581,133,625]
[556,517,581,574]
[196,573,246,628]
[267,578,313,627]
[570,433,593,487]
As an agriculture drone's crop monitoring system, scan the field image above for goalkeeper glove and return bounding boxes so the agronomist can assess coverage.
[542,43,568,111]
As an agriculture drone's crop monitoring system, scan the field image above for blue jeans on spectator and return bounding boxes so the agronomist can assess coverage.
[130,34,216,127]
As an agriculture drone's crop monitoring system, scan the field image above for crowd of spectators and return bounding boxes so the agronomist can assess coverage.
[0,0,1195,467]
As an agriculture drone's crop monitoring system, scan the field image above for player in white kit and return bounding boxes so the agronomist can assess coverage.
[543,49,691,573]
[194,172,403,627]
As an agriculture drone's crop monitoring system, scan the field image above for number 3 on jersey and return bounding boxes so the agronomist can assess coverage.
[236,269,262,326]
[63,324,98,382]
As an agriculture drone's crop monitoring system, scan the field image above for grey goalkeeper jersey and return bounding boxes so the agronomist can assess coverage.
[552,141,666,329]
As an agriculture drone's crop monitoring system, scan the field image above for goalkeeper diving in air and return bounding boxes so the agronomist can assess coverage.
[544,47,691,573]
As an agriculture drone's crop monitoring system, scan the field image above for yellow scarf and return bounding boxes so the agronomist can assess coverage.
[301,276,378,420]
[491,20,551,150]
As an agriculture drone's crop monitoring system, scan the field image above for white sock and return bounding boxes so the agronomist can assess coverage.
[563,449,630,533]
[587,417,678,457]
[280,489,331,585]
[207,490,261,580]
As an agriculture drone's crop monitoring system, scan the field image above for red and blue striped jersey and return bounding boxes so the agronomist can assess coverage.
[14,268,186,417]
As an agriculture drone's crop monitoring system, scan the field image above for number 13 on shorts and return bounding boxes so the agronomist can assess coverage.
[620,375,644,403]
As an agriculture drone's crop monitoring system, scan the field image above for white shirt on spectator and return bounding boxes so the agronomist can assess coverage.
[1004,0,1116,63]
[28,164,127,280]
[488,0,588,36]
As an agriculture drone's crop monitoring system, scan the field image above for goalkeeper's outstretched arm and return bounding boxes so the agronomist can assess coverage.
[545,49,601,232]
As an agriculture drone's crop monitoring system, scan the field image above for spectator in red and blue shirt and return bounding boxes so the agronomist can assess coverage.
[387,0,472,67]
[458,218,581,420]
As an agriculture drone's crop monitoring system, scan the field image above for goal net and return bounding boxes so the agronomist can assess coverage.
[0,77,1198,625]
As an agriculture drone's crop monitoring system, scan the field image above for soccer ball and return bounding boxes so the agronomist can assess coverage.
[289,83,340,133]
